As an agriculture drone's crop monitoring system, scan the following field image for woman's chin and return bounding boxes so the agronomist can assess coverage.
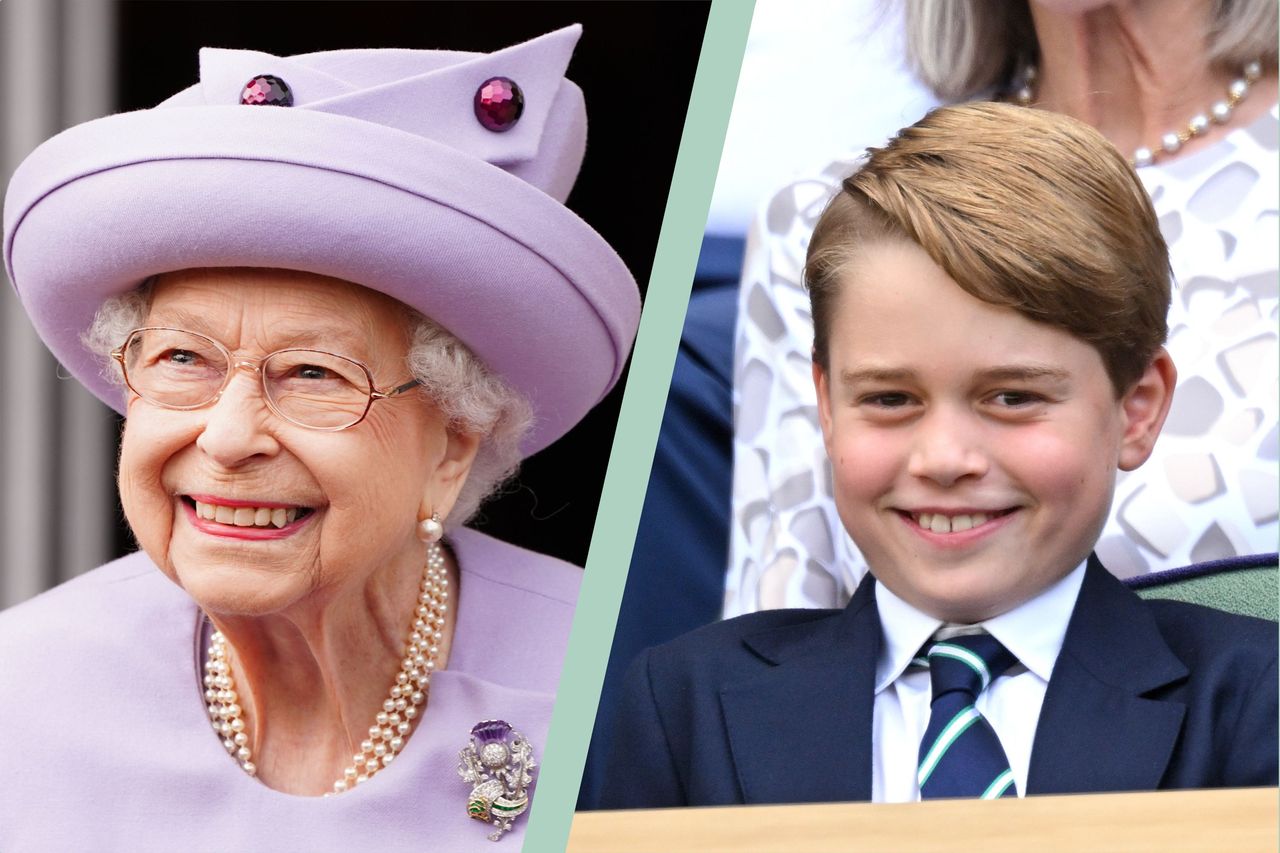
[161,545,317,619]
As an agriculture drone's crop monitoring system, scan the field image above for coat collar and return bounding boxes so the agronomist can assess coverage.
[1027,555,1189,794]
[719,575,880,804]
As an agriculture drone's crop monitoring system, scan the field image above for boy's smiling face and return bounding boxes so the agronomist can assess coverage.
[815,239,1173,623]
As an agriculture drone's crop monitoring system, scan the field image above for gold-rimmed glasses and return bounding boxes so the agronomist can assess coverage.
[110,327,421,431]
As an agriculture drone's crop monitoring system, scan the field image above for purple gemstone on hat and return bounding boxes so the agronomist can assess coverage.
[240,75,294,107]
[474,77,524,132]
[471,720,513,744]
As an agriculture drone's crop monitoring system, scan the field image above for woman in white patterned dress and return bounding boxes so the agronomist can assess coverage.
[728,0,1279,614]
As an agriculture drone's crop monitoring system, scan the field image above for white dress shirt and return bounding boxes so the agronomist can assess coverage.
[871,562,1087,802]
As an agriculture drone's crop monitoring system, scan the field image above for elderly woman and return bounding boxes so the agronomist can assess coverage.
[0,27,636,850]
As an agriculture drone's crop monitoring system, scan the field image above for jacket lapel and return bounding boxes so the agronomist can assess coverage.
[719,575,880,804]
[1028,557,1189,794]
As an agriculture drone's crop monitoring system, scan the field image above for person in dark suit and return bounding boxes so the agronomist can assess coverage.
[599,102,1278,808]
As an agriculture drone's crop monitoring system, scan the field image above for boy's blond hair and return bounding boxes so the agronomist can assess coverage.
[806,102,1170,395]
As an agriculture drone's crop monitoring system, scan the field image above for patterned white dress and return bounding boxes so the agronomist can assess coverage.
[726,105,1279,616]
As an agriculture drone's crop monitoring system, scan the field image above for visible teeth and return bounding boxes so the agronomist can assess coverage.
[916,511,994,533]
[193,500,304,529]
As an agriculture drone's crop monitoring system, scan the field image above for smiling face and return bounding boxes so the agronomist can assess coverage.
[814,240,1173,623]
[117,268,477,617]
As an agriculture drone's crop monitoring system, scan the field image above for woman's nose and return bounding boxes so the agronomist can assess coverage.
[905,407,989,487]
[195,370,280,467]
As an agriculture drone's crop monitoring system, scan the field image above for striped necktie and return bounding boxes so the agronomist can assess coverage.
[916,632,1019,800]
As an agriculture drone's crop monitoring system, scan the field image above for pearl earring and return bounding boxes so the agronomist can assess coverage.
[418,512,444,543]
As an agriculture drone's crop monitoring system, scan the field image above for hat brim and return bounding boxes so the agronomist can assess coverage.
[4,105,639,456]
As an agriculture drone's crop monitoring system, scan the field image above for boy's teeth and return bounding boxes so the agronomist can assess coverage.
[916,512,992,533]
[194,500,303,529]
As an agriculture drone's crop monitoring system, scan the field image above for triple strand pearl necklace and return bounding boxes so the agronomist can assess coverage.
[203,541,449,794]
[1014,60,1264,167]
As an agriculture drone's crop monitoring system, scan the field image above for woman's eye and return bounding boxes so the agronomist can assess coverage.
[162,348,200,367]
[293,364,331,381]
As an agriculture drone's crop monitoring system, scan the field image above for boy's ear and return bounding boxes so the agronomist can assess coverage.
[812,353,836,456]
[1117,348,1177,471]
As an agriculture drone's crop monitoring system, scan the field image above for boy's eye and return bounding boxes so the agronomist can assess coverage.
[989,390,1044,407]
[859,392,915,409]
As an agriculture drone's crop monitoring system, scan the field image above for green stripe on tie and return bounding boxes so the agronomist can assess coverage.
[981,768,1015,799]
[929,642,991,689]
[917,705,981,787]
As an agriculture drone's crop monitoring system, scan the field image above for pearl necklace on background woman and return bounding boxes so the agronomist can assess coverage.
[1014,60,1264,167]
[203,538,449,795]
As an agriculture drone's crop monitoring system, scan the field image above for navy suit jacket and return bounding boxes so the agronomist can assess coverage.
[598,559,1278,808]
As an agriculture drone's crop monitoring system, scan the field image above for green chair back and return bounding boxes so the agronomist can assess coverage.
[1127,555,1278,622]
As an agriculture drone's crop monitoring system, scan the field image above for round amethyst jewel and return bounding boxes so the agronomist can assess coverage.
[474,77,523,132]
[240,75,294,107]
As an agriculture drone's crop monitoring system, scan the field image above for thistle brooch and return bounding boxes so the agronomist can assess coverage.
[458,720,537,841]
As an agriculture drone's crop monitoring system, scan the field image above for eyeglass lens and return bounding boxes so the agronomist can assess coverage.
[122,329,375,429]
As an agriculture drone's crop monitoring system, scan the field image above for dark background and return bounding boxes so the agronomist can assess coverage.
[104,0,710,567]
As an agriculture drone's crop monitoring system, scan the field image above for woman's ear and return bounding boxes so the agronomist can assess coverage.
[1117,348,1177,472]
[419,428,482,524]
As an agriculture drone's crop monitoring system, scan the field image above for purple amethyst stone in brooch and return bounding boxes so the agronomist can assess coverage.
[472,720,514,767]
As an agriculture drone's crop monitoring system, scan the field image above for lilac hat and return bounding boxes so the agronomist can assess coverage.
[2,25,639,456]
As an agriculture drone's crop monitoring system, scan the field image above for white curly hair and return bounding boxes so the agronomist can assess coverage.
[82,278,532,526]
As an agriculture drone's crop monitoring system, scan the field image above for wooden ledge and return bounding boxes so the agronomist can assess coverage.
[569,787,1279,852]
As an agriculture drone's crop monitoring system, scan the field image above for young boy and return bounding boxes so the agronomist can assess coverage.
[599,103,1277,807]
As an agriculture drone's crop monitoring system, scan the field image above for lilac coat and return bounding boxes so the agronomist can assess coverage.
[0,526,578,851]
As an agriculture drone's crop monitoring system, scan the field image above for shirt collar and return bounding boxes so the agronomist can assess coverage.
[874,583,943,693]
[983,560,1086,682]
[874,560,1087,692]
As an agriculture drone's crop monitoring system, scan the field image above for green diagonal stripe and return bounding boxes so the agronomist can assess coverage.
[520,4,756,852]
[917,705,981,788]
[981,768,1016,799]
[929,642,991,689]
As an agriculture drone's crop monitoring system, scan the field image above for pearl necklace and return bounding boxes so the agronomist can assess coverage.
[203,541,449,794]
[1014,60,1264,167]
